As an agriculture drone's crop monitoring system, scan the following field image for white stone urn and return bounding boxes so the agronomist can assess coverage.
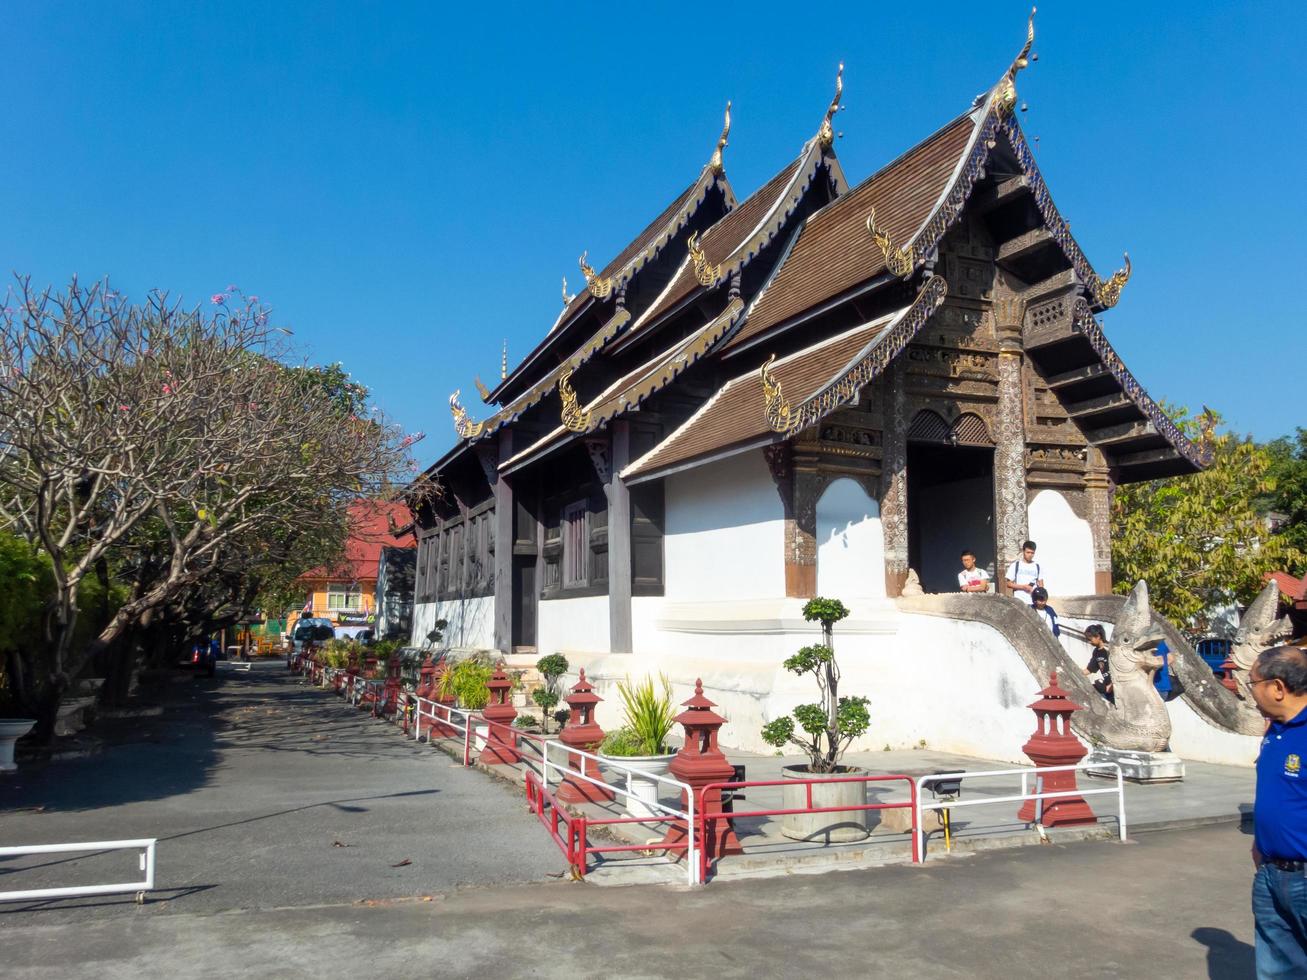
[0,719,37,773]
[778,764,870,842]
[601,752,677,818]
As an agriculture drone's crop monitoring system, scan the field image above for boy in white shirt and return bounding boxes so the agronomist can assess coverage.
[1005,540,1044,605]
[957,550,991,593]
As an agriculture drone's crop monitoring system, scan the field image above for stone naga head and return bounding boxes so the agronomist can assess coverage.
[1231,580,1293,671]
[1112,580,1168,666]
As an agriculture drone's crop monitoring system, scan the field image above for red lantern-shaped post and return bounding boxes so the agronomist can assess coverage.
[660,679,742,859]
[479,663,521,765]
[1219,654,1240,694]
[415,656,436,700]
[382,656,402,719]
[557,669,614,804]
[1017,671,1097,827]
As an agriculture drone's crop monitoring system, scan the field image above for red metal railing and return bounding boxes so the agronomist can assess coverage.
[696,774,920,882]
[524,769,690,879]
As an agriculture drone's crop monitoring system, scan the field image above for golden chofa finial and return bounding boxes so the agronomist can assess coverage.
[710,100,732,175]
[866,207,915,278]
[996,7,1037,115]
[687,231,721,287]
[561,276,574,307]
[449,390,485,440]
[578,250,613,298]
[1096,252,1131,308]
[818,63,844,148]
[474,375,492,402]
[760,354,793,432]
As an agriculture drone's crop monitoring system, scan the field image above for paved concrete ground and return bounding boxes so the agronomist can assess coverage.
[0,662,560,919]
[1,666,1263,978]
[1,822,1259,979]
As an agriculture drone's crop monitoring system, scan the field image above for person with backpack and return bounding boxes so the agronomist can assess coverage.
[1005,540,1044,605]
[1031,587,1060,638]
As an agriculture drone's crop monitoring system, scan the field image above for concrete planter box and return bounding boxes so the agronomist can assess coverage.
[779,765,869,843]
[0,719,37,773]
[601,752,677,819]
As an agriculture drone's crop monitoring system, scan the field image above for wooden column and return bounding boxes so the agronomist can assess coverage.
[607,421,633,653]
[880,361,909,596]
[493,430,513,654]
[1085,448,1114,595]
[993,295,1028,586]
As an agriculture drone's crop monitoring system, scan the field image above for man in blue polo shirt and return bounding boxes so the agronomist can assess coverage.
[1249,645,1307,977]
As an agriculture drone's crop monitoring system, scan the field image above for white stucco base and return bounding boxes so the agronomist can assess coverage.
[1027,489,1095,598]
[537,596,610,657]
[411,597,495,652]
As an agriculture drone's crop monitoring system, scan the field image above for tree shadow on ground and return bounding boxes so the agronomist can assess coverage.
[0,884,216,916]
[1192,927,1254,979]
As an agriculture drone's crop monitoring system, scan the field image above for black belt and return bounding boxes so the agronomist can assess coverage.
[1267,858,1306,872]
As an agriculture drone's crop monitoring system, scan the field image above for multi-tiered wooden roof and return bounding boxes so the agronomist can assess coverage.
[423,11,1205,497]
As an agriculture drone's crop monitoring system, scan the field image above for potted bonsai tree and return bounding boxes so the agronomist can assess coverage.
[531,653,569,734]
[598,674,677,818]
[761,597,872,842]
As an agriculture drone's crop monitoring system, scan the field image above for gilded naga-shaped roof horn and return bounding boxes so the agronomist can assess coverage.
[561,275,575,308]
[995,7,1037,115]
[578,250,614,299]
[687,231,722,287]
[709,100,731,175]
[760,354,793,432]
[1095,252,1132,308]
[818,63,844,149]
[866,206,915,278]
[558,369,591,433]
[449,390,485,440]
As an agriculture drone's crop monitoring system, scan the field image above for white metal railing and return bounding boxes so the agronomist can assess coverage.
[410,695,699,885]
[913,763,1126,861]
[0,839,156,903]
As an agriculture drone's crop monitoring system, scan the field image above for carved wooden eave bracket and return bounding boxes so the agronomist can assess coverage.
[761,275,949,436]
[1070,298,1209,470]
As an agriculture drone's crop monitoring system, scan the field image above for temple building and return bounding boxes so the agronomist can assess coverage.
[407,16,1225,760]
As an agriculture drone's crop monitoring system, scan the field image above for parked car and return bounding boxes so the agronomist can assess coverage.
[183,638,222,677]
[334,625,374,644]
[291,618,335,652]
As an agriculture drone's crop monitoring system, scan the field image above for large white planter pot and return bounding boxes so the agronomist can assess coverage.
[0,719,37,773]
[779,765,869,843]
[601,753,677,818]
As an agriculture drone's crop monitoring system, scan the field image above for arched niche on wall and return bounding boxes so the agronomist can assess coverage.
[815,477,886,599]
[1026,489,1095,596]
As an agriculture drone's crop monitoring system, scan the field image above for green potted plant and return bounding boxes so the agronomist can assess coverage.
[598,674,677,818]
[532,653,569,733]
[760,597,872,842]
[443,654,493,748]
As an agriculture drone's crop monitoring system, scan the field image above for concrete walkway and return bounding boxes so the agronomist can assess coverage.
[0,821,1259,979]
[0,662,561,920]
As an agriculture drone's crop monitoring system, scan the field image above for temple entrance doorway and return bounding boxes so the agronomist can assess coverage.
[907,442,996,595]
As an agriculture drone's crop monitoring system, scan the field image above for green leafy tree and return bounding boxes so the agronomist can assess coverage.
[1112,407,1305,630]
[760,597,871,773]
[1263,428,1307,572]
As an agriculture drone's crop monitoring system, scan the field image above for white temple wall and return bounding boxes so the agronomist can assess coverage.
[411,596,494,652]
[664,451,785,600]
[1027,489,1095,597]
[816,477,886,599]
[537,595,609,656]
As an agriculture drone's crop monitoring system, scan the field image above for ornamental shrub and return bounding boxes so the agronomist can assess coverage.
[759,596,870,773]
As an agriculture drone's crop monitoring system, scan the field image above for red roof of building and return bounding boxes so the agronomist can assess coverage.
[1265,571,1307,607]
[299,500,414,584]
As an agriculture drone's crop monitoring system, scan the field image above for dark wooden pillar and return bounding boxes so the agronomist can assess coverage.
[493,431,513,653]
[1086,447,1114,595]
[993,295,1029,586]
[880,361,909,596]
[607,421,633,653]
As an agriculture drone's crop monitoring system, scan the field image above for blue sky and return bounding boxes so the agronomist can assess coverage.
[2,1,1302,466]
